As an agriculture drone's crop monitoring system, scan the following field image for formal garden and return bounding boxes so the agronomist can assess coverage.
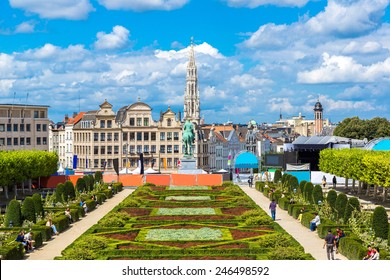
[254,149,390,260]
[56,182,313,260]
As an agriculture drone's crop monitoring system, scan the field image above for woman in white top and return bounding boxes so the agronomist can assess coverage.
[370,247,380,260]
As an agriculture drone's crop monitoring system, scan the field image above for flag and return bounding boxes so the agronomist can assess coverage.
[73,155,78,169]
[85,156,88,169]
[227,151,232,166]
[163,158,167,170]
[139,153,144,175]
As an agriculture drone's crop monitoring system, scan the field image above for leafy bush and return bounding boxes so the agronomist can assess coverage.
[99,212,130,227]
[55,183,65,203]
[267,247,310,260]
[63,181,76,202]
[372,206,389,239]
[0,241,24,260]
[299,180,307,196]
[5,199,22,227]
[76,178,87,193]
[240,209,264,220]
[243,215,272,226]
[273,169,282,183]
[344,197,360,223]
[61,236,108,260]
[339,237,366,260]
[304,182,314,203]
[21,196,36,223]
[278,197,290,210]
[312,184,323,205]
[335,193,348,221]
[83,176,91,192]
[32,193,44,217]
[326,189,337,209]
[270,190,282,202]
[289,176,299,193]
[95,171,103,184]
[256,233,297,248]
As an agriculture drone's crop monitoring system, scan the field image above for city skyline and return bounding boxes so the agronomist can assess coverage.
[1,0,390,124]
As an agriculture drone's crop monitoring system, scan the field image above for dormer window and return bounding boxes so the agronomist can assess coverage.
[167,118,172,127]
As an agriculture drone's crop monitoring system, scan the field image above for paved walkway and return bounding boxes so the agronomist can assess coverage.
[26,188,133,260]
[239,184,348,260]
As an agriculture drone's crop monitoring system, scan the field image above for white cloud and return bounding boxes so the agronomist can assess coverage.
[297,52,390,83]
[306,0,390,37]
[268,98,294,113]
[230,74,273,88]
[94,26,130,50]
[155,42,224,60]
[14,21,36,33]
[224,0,310,8]
[9,0,95,20]
[342,41,383,54]
[97,0,189,11]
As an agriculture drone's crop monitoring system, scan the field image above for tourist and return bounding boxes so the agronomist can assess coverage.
[370,247,380,260]
[269,199,277,221]
[310,213,321,231]
[65,207,72,223]
[15,230,28,252]
[322,175,327,188]
[24,230,35,252]
[335,227,345,253]
[332,176,337,189]
[46,218,59,235]
[297,207,306,222]
[323,229,336,260]
[363,245,374,260]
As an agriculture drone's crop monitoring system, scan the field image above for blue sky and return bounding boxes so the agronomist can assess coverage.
[1,0,390,124]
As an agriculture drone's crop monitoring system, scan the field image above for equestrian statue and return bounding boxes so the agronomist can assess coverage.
[182,119,195,157]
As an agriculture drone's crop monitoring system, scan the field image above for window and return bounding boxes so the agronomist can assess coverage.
[100,133,105,141]
[114,145,119,154]
[26,124,31,132]
[174,145,179,153]
[107,120,112,128]
[26,137,31,145]
[34,111,39,118]
[160,132,165,141]
[0,138,4,146]
[94,133,99,141]
[40,111,45,118]
[42,124,47,131]
[144,118,149,126]
[137,132,142,141]
[37,137,41,145]
[107,146,112,154]
[20,124,24,132]
[144,145,149,153]
[151,132,156,141]
[167,132,172,140]
[160,145,165,153]
[114,133,119,141]
[100,120,105,128]
[94,146,99,155]
[167,158,172,167]
[130,118,135,126]
[144,132,149,141]
[122,132,128,141]
[167,145,172,153]
[43,137,47,145]
[94,159,99,168]
[167,118,172,126]
[130,145,135,154]
[13,138,18,146]
[137,118,142,126]
[107,133,112,141]
[100,146,105,154]
[7,124,11,132]
[129,132,135,141]
[151,145,156,153]
[13,124,18,132]
[7,138,12,146]
[137,145,142,153]
[174,158,179,167]
[174,132,179,140]
[0,124,4,132]
[36,124,41,131]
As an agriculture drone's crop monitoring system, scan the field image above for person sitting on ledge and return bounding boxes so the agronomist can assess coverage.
[310,213,321,231]
[46,218,59,235]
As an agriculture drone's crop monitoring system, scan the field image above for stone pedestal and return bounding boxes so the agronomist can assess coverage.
[178,157,203,174]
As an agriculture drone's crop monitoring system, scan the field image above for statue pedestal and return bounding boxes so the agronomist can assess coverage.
[178,157,203,174]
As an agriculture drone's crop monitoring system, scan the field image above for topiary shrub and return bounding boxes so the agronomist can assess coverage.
[326,189,337,210]
[339,237,366,260]
[273,169,282,184]
[95,171,103,184]
[99,212,130,227]
[267,247,310,260]
[299,180,307,197]
[63,180,76,202]
[278,197,290,210]
[243,215,272,226]
[312,184,323,205]
[76,178,87,193]
[335,193,348,221]
[83,176,91,192]
[344,197,360,223]
[21,196,36,223]
[372,206,389,239]
[289,176,299,193]
[304,182,314,203]
[32,193,44,217]
[4,199,22,227]
[55,183,65,203]
[61,235,108,260]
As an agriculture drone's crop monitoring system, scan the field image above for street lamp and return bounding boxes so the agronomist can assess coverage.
[123,143,129,174]
[158,150,161,173]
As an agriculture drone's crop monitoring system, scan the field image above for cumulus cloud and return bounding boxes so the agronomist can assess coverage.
[230,74,273,88]
[97,0,189,11]
[9,0,95,20]
[297,52,390,83]
[155,42,224,60]
[14,21,36,33]
[268,98,294,114]
[94,26,130,50]
[342,41,383,54]
[224,0,310,8]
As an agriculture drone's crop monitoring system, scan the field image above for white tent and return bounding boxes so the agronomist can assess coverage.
[119,168,132,174]
[57,163,64,174]
[145,167,159,174]
[216,169,228,173]
[201,170,208,174]
[131,167,141,174]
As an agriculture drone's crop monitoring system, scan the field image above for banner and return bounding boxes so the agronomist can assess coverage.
[139,153,144,175]
[73,155,78,169]
[113,158,119,175]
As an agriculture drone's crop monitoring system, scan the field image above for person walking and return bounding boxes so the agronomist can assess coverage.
[332,176,337,189]
[323,229,336,260]
[322,175,327,188]
[269,199,277,221]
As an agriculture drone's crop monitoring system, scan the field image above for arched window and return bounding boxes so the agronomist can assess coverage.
[167,118,172,127]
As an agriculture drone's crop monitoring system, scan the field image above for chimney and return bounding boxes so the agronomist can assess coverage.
[73,112,77,118]
[64,114,69,122]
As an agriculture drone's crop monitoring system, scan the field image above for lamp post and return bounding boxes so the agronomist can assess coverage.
[124,143,129,174]
[158,150,161,173]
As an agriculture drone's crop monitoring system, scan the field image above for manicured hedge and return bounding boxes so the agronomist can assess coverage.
[278,197,290,211]
[326,189,337,209]
[372,206,389,239]
[4,199,22,227]
[344,197,360,223]
[335,193,348,221]
[21,197,36,223]
[0,241,24,260]
[339,237,366,260]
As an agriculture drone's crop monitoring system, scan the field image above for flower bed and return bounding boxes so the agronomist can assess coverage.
[165,196,211,201]
[152,208,218,216]
[137,227,232,241]
[167,186,210,191]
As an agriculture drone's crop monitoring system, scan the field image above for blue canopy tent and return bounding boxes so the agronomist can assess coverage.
[234,151,258,169]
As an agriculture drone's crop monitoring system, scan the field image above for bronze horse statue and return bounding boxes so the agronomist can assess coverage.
[182,119,195,156]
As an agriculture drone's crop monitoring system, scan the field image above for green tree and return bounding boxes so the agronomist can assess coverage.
[304,182,314,203]
[63,181,76,202]
[55,183,65,203]
[76,178,87,193]
[4,199,22,227]
[334,116,390,141]
[95,171,103,184]
[372,206,389,239]
[335,193,348,221]
[312,184,324,205]
[273,170,282,184]
[21,196,36,223]
[344,197,360,223]
[289,176,299,193]
[32,193,44,217]
[326,190,337,210]
[299,180,307,197]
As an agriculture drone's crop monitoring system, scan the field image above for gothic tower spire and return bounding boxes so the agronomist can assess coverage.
[183,37,200,124]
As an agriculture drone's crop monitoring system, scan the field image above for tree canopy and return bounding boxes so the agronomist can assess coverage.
[333,117,390,141]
